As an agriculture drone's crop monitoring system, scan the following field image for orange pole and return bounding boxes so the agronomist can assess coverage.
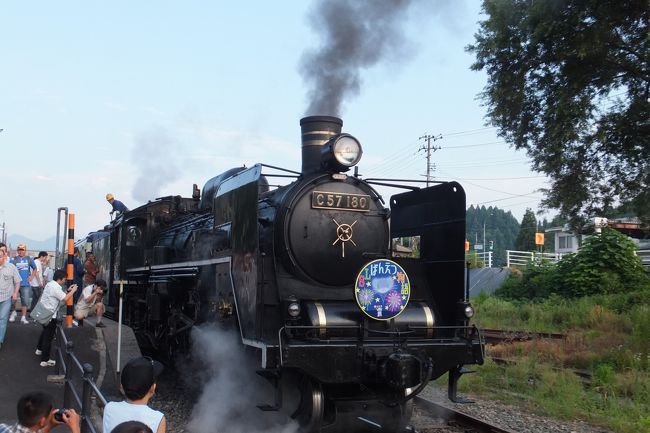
[65,214,75,327]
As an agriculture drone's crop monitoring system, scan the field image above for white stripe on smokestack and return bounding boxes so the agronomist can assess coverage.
[300,116,342,175]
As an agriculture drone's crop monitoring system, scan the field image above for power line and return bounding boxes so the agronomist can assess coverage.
[440,126,495,137]
[442,140,506,149]
[453,175,546,181]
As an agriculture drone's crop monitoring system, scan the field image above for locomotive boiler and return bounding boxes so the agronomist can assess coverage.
[86,116,484,432]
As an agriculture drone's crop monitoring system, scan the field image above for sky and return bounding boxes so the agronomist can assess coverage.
[0,0,551,244]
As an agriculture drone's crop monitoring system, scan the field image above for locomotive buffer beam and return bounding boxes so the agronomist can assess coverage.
[255,369,282,411]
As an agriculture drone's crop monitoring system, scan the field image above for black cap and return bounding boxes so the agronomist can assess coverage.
[121,357,164,398]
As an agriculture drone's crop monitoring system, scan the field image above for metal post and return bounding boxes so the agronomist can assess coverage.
[465,261,470,301]
[483,221,486,254]
[63,341,74,408]
[55,208,68,269]
[65,214,75,327]
[54,321,62,375]
[81,363,94,433]
[116,281,124,380]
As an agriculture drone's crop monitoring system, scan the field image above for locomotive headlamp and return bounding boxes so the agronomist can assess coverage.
[464,305,475,319]
[288,302,301,318]
[333,135,362,166]
[322,134,363,172]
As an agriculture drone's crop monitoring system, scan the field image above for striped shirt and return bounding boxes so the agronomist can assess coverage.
[0,423,34,433]
[0,261,21,302]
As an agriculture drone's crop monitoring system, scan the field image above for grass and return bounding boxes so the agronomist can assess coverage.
[456,290,650,433]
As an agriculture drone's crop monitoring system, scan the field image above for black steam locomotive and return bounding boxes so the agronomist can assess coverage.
[84,116,484,432]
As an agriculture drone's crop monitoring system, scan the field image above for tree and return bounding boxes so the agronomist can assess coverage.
[466,205,520,266]
[515,208,538,251]
[467,0,650,229]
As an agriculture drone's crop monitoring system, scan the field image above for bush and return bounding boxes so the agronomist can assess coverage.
[496,229,650,300]
[496,262,560,301]
[555,229,649,297]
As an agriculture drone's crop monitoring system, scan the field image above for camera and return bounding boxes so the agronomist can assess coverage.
[54,409,66,422]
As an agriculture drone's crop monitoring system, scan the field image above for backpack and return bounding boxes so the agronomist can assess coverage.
[12,256,35,270]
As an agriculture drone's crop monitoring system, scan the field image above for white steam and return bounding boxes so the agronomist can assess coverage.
[131,125,181,203]
[187,325,298,433]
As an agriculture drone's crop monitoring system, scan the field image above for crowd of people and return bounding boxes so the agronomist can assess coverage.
[0,243,106,356]
[0,194,145,431]
[0,356,166,433]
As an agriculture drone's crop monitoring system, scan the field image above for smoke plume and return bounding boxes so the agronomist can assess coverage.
[131,126,181,203]
[300,0,421,116]
[187,325,297,433]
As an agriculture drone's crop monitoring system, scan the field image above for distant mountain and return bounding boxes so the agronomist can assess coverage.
[7,234,57,251]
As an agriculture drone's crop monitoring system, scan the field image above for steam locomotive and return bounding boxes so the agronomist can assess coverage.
[84,116,484,432]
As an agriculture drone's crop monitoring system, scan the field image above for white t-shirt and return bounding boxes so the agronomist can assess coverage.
[43,267,54,285]
[102,401,164,433]
[41,280,66,318]
[76,284,97,310]
[30,260,44,288]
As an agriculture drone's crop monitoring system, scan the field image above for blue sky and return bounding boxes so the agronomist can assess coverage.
[0,0,550,242]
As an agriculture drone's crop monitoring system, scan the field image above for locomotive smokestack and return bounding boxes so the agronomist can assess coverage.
[300,115,342,175]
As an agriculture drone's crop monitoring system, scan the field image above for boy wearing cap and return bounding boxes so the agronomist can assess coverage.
[9,244,36,324]
[103,357,167,433]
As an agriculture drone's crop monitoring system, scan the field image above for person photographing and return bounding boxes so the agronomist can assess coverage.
[0,391,80,433]
[34,270,77,367]
[74,279,106,327]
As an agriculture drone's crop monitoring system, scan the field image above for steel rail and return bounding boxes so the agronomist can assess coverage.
[413,396,519,433]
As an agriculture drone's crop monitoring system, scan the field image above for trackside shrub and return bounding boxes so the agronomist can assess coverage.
[556,229,649,297]
[497,229,649,300]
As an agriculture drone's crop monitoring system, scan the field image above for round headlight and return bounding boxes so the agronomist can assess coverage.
[464,305,474,319]
[332,135,362,167]
[288,302,301,318]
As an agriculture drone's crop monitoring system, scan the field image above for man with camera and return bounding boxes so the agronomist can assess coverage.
[74,279,106,328]
[0,391,80,433]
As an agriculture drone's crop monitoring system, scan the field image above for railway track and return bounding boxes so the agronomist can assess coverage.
[412,396,519,433]
[481,328,566,344]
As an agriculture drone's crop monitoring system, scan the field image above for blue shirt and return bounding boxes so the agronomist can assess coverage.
[12,256,35,287]
[73,257,84,287]
[111,200,128,213]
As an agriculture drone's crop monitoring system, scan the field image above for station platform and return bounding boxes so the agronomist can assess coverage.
[0,314,141,428]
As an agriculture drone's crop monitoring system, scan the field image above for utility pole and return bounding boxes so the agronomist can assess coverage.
[418,134,442,187]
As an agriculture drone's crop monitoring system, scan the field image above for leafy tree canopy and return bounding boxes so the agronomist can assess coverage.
[515,208,538,251]
[468,0,649,229]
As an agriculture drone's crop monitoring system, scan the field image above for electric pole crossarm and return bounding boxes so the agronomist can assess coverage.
[418,134,442,187]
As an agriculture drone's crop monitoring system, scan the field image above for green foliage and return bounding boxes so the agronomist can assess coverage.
[498,229,649,299]
[466,205,520,266]
[471,292,650,432]
[515,208,538,251]
[467,0,650,225]
[465,251,485,268]
[497,262,557,301]
[555,229,649,297]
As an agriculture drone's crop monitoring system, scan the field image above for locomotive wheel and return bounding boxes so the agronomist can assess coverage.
[282,371,324,432]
